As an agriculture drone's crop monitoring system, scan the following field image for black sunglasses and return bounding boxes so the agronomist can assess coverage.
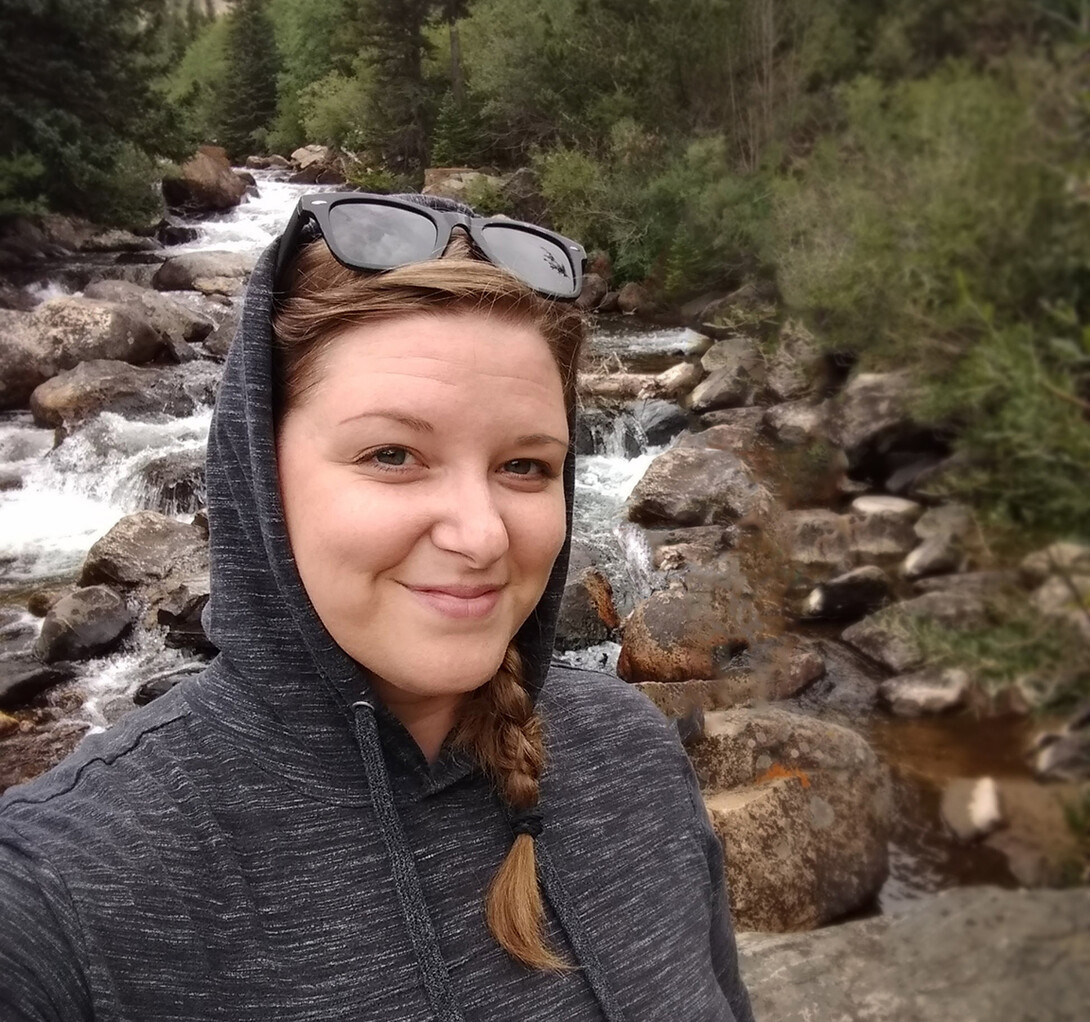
[274,192,587,300]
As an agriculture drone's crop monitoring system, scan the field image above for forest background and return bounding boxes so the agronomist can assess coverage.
[2,0,1089,703]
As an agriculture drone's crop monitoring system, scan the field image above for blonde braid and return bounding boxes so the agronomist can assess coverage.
[452,643,571,971]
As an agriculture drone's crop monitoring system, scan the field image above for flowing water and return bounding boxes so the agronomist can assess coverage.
[0,171,1045,909]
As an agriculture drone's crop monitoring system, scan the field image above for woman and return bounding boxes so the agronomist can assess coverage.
[0,192,754,1022]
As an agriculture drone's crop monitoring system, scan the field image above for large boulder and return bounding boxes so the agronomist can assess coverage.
[152,251,256,296]
[203,303,241,359]
[137,450,207,516]
[617,581,772,684]
[34,585,134,663]
[617,282,654,317]
[0,309,48,409]
[690,708,891,932]
[0,657,77,709]
[421,167,503,201]
[29,360,220,428]
[689,364,762,412]
[849,495,922,560]
[764,319,823,402]
[555,544,619,649]
[627,446,768,528]
[736,886,1090,1020]
[162,147,248,212]
[652,360,704,400]
[81,511,208,589]
[82,280,214,349]
[575,272,608,311]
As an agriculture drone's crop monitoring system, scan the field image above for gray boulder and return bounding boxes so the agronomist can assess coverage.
[161,147,247,212]
[203,303,241,359]
[849,495,922,559]
[30,359,220,428]
[689,363,762,412]
[81,511,208,589]
[0,657,77,709]
[555,545,619,649]
[83,280,215,348]
[764,319,822,402]
[691,708,891,932]
[0,309,48,409]
[34,585,134,663]
[737,886,1090,1021]
[152,251,256,296]
[575,272,608,311]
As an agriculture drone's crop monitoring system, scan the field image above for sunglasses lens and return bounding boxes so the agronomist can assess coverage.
[479,224,579,297]
[327,202,438,267]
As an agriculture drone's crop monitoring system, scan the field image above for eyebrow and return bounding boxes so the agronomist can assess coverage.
[335,412,568,449]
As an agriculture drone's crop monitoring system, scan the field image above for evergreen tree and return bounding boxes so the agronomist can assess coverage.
[217,0,280,158]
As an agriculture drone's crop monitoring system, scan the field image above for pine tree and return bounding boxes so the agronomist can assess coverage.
[217,0,280,158]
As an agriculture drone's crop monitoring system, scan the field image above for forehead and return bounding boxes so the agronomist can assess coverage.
[303,310,568,430]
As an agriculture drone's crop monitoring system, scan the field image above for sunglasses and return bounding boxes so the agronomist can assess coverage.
[274,192,587,300]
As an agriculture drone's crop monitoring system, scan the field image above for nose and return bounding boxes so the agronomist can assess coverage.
[429,471,509,567]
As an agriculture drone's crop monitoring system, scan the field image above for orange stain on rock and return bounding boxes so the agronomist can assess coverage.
[756,763,811,788]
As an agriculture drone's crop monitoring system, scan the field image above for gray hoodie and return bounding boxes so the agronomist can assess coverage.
[0,237,754,1022]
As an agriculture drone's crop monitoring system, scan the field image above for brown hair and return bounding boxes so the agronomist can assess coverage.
[272,235,584,970]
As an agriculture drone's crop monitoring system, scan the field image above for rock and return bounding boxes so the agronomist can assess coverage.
[586,250,612,283]
[0,657,78,709]
[81,229,160,254]
[292,144,332,168]
[779,509,854,573]
[419,166,501,200]
[80,511,207,589]
[849,495,921,560]
[635,677,757,717]
[629,398,687,447]
[82,280,214,348]
[941,777,1003,841]
[1020,541,1090,587]
[697,405,766,433]
[762,401,827,446]
[134,663,205,706]
[598,290,620,314]
[498,167,546,223]
[879,667,971,715]
[841,590,987,673]
[803,565,892,621]
[902,532,964,580]
[0,281,38,311]
[651,525,736,574]
[155,573,214,655]
[152,250,256,296]
[156,219,201,246]
[34,585,134,663]
[737,886,1090,1019]
[26,585,76,617]
[652,360,703,399]
[577,372,660,402]
[617,582,770,684]
[0,309,48,409]
[764,319,822,402]
[1029,575,1090,640]
[555,544,619,649]
[30,359,220,428]
[689,364,762,412]
[626,446,767,527]
[203,303,240,359]
[136,450,207,515]
[692,708,891,931]
[162,147,248,212]
[575,272,608,311]
[617,282,654,316]
[1031,705,1090,781]
[245,154,291,170]
[741,634,826,700]
[700,336,764,375]
[912,569,1017,595]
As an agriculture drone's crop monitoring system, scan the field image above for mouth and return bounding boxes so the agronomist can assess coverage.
[401,582,506,620]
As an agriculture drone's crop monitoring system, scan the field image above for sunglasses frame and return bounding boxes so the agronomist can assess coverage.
[274,191,587,300]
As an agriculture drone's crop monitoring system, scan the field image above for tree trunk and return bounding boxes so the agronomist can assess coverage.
[449,19,464,103]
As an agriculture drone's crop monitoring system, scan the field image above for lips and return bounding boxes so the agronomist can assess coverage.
[402,582,505,620]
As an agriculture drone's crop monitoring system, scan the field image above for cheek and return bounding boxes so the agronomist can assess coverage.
[506,487,568,576]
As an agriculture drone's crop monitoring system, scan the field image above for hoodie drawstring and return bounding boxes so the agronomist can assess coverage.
[351,700,628,1022]
[352,702,467,1022]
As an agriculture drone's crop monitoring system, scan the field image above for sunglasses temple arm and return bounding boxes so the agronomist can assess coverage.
[273,205,307,294]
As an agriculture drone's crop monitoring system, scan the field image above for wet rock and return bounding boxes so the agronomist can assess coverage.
[555,544,620,649]
[803,565,892,621]
[849,495,921,559]
[83,280,215,348]
[779,509,854,574]
[737,886,1090,1019]
[841,590,988,673]
[902,531,964,580]
[162,146,247,212]
[629,398,688,447]
[156,574,214,655]
[1020,540,1090,588]
[627,446,767,527]
[617,584,769,684]
[652,360,703,399]
[26,585,77,618]
[155,219,201,246]
[134,663,206,706]
[34,585,134,664]
[879,667,971,715]
[152,250,256,296]
[203,303,240,359]
[617,282,654,316]
[598,290,621,314]
[575,272,608,311]
[692,708,891,931]
[137,450,207,516]
[0,657,78,709]
[81,511,208,589]
[30,359,220,428]
[941,777,1003,841]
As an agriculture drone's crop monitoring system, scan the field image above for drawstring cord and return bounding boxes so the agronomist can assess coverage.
[351,701,466,1022]
[351,699,628,1022]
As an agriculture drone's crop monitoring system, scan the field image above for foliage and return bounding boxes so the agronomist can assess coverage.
[0,0,191,226]
[216,0,281,158]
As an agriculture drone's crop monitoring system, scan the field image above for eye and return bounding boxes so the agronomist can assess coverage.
[356,446,417,471]
[502,459,551,478]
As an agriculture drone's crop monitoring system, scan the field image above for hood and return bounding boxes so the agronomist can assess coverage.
[198,211,577,792]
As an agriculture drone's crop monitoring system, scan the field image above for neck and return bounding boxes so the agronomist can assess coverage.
[368,682,467,764]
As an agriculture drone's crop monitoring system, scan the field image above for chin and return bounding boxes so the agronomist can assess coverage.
[360,640,511,700]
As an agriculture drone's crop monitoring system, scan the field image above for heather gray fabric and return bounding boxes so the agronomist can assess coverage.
[0,229,754,1022]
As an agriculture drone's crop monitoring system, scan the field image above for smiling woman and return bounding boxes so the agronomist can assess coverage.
[0,193,753,1022]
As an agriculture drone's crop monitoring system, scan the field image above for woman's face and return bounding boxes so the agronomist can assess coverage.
[276,310,569,708]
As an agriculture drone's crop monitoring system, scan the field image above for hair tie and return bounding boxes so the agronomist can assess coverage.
[509,808,543,839]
